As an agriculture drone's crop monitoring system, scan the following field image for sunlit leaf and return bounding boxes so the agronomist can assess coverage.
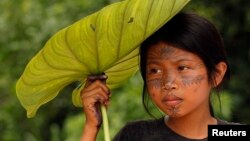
[16,0,190,118]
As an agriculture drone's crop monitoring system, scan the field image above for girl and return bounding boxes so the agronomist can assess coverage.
[80,12,235,141]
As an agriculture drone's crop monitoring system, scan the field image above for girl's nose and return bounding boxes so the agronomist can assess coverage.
[162,71,178,90]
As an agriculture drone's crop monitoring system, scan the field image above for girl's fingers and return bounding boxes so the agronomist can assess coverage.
[82,93,103,105]
[81,74,111,108]
[83,86,109,101]
[84,80,110,97]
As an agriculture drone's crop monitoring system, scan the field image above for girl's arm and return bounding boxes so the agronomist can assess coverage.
[80,75,110,141]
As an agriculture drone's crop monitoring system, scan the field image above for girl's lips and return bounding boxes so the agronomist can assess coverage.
[162,94,183,107]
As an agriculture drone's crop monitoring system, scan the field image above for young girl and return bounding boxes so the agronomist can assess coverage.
[80,12,235,141]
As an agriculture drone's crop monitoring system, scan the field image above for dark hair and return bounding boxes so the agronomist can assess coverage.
[140,12,230,117]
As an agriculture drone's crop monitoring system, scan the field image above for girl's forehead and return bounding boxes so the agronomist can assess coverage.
[147,42,183,56]
[147,42,201,61]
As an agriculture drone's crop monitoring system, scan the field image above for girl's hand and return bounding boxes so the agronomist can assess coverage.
[80,74,111,141]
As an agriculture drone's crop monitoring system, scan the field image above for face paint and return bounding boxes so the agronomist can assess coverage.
[170,107,180,116]
[146,42,212,118]
[167,105,181,117]
[160,46,178,59]
[147,78,162,89]
[181,74,205,87]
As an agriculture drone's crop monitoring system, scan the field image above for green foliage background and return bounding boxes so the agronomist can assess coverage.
[0,0,249,140]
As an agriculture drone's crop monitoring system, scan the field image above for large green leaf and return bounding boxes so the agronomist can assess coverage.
[16,0,190,118]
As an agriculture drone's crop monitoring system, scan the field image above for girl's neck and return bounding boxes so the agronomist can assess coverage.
[165,110,217,139]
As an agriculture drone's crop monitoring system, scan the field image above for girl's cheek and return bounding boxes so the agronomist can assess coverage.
[181,74,206,92]
[147,78,162,97]
[150,92,156,97]
[147,78,162,89]
[181,75,205,86]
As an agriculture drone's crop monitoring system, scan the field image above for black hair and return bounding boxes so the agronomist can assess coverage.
[140,12,230,117]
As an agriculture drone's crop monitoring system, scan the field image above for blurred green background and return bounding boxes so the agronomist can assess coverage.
[0,0,249,140]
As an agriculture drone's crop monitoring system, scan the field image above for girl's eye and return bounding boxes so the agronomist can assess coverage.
[178,66,189,71]
[148,68,162,74]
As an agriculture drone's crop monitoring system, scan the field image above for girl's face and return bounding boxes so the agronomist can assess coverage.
[146,42,212,117]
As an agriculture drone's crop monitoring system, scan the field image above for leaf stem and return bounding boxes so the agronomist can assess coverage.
[101,105,110,141]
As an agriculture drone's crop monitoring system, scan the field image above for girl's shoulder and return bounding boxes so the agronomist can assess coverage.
[217,119,243,125]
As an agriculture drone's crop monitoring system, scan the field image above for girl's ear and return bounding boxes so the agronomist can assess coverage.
[214,61,227,87]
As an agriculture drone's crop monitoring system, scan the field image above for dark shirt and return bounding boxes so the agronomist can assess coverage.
[113,117,238,141]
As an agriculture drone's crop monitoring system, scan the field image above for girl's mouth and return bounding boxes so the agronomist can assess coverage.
[162,94,183,107]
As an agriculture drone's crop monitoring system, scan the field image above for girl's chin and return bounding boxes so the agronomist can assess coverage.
[167,113,182,118]
[164,109,183,117]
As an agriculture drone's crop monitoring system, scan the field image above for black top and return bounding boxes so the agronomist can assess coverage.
[112,117,238,141]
